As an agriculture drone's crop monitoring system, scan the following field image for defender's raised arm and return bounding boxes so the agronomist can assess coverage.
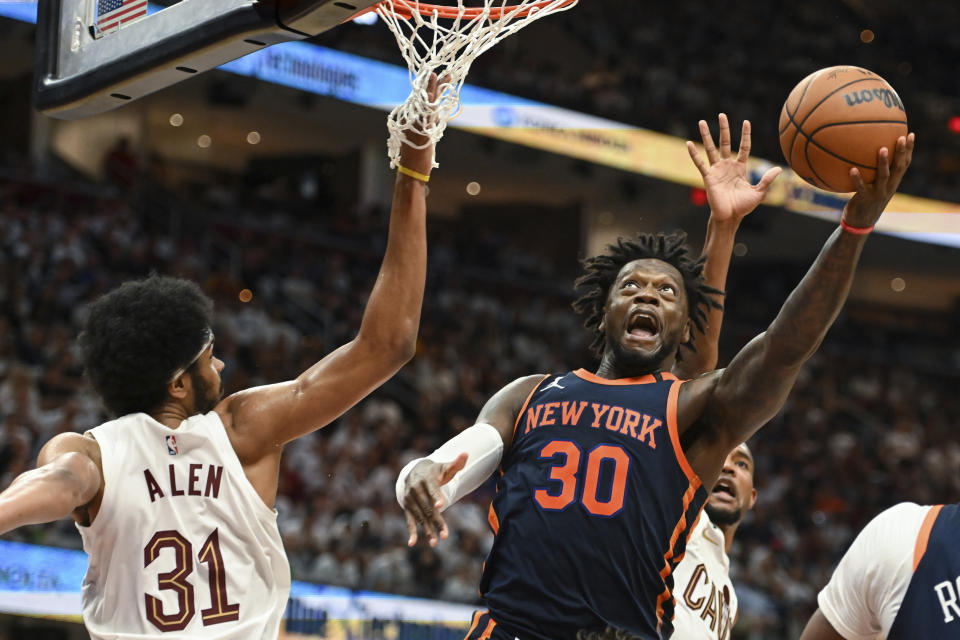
[220,76,442,461]
[674,114,781,378]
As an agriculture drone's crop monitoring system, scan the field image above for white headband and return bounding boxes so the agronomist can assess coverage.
[167,330,214,384]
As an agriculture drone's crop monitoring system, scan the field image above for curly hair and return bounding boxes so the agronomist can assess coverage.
[572,230,722,357]
[78,275,214,417]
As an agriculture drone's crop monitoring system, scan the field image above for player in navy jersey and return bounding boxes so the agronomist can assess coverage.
[800,502,960,640]
[398,117,915,640]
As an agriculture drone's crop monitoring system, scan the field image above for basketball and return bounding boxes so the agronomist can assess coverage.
[779,66,908,193]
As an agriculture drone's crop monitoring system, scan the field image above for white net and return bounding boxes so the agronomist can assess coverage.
[376,0,578,169]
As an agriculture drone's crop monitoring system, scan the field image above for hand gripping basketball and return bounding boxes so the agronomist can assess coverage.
[401,453,468,546]
[841,132,915,230]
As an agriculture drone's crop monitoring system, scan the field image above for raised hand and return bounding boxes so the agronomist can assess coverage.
[842,133,915,229]
[398,73,446,177]
[686,114,782,224]
[401,452,468,547]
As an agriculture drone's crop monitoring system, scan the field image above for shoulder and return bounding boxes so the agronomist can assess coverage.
[37,432,104,526]
[675,369,724,444]
[493,374,551,406]
[857,502,931,550]
[683,511,727,567]
[478,374,551,448]
[677,369,723,412]
[817,503,930,639]
[832,502,928,579]
[38,431,101,467]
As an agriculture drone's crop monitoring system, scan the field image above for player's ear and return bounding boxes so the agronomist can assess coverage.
[748,487,757,510]
[682,319,691,345]
[168,375,189,400]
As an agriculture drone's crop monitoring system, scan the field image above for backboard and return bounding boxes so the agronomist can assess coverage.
[35,0,379,119]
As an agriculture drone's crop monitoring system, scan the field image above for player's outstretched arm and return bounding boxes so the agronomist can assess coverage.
[681,133,915,482]
[673,114,781,378]
[0,433,101,535]
[219,76,441,459]
[397,374,545,546]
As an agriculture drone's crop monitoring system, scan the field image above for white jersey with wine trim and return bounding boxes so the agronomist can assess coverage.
[671,511,737,639]
[77,411,290,639]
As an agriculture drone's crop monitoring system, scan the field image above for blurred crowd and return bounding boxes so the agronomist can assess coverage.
[327,0,960,203]
[1,162,959,640]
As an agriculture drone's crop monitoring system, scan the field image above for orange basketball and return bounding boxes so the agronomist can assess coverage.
[779,66,908,193]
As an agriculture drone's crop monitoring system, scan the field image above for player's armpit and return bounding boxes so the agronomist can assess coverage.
[476,374,550,451]
[799,610,848,640]
[0,434,102,534]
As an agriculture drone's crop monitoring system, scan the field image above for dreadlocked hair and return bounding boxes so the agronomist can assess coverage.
[572,230,723,358]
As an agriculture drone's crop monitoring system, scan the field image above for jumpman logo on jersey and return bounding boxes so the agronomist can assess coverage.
[540,377,566,393]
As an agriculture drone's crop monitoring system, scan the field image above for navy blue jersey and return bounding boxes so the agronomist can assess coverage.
[479,369,708,640]
[888,503,960,639]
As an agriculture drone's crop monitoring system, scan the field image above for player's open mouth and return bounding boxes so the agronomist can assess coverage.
[711,478,736,500]
[626,311,659,340]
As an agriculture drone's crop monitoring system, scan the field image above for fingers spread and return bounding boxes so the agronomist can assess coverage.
[756,166,782,192]
[718,113,731,158]
[699,120,720,164]
[687,141,709,177]
[737,120,752,163]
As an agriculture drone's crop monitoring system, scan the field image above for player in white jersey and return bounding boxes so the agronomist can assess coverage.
[672,443,756,639]
[800,501,960,640]
[0,79,440,639]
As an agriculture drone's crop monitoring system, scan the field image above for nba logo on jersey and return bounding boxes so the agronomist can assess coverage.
[165,435,179,456]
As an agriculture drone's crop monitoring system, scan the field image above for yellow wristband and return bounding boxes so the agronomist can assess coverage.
[397,164,430,183]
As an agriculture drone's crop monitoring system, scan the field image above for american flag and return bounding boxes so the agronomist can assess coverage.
[96,0,148,33]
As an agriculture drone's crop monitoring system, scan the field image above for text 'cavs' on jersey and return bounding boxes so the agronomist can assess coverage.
[480,369,708,640]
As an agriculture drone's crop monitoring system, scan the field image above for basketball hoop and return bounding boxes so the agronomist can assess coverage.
[359,0,579,169]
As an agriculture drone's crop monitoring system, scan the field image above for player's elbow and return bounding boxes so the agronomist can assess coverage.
[357,326,418,368]
[388,332,418,366]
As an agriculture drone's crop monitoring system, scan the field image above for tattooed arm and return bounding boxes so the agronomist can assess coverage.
[678,133,915,487]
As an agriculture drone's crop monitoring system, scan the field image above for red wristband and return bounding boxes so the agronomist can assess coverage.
[840,218,873,235]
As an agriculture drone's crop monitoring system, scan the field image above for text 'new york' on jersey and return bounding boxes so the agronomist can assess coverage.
[478,369,708,640]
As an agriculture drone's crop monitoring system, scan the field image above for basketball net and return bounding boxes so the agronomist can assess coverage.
[375,0,578,169]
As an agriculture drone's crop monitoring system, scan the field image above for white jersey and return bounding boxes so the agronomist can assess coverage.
[817,502,932,640]
[671,512,737,639]
[78,411,291,639]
